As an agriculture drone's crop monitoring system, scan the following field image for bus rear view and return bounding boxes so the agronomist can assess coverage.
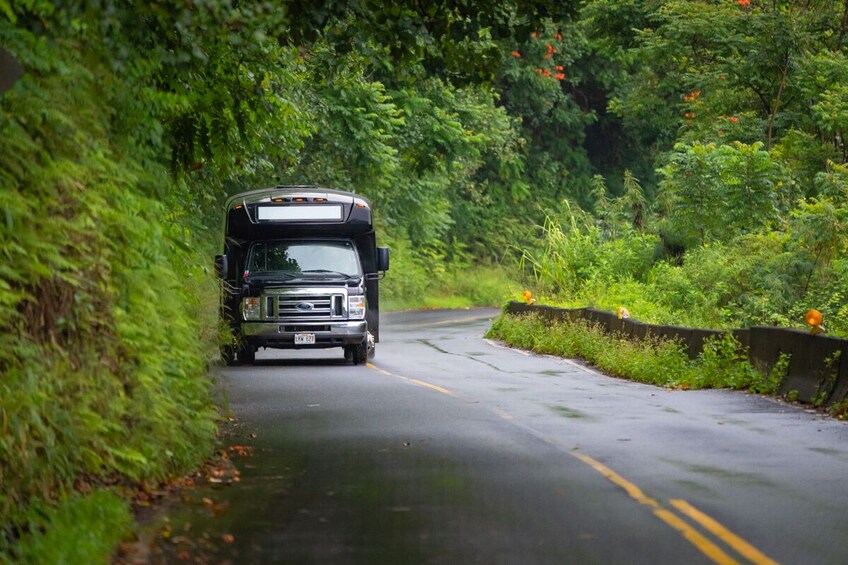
[215,186,389,365]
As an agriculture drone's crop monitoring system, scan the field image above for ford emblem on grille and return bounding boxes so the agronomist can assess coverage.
[297,302,315,311]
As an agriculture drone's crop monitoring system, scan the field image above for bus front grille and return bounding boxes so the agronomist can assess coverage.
[275,293,344,320]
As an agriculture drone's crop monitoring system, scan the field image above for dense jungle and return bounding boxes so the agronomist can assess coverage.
[2,0,848,560]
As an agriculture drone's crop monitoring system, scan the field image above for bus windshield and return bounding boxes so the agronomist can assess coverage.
[246,241,360,277]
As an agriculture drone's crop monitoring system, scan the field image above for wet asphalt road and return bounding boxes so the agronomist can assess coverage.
[147,308,848,564]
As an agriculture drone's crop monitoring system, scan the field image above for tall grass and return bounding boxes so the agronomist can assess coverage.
[14,491,133,564]
[381,235,522,311]
[487,313,786,394]
[0,29,217,562]
[521,208,848,336]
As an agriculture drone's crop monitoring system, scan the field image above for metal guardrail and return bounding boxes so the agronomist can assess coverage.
[505,302,848,407]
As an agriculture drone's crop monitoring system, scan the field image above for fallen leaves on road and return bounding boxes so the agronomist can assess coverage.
[206,455,241,486]
[115,418,256,565]
[228,444,253,457]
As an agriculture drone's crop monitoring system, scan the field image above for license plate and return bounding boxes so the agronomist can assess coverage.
[294,333,315,345]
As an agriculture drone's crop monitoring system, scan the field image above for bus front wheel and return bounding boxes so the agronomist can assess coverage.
[236,344,255,365]
[345,341,368,365]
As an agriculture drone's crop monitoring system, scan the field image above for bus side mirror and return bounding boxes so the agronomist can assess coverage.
[214,254,229,279]
[376,247,390,272]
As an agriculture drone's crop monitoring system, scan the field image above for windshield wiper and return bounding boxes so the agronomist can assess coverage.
[250,272,300,283]
[302,269,358,279]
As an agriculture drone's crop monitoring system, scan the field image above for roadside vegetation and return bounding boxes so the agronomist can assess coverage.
[521,201,848,335]
[3,0,848,562]
[0,9,219,562]
[515,1,848,337]
[383,259,519,312]
[487,313,788,394]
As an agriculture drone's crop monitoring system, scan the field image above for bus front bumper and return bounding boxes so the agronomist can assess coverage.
[241,320,367,348]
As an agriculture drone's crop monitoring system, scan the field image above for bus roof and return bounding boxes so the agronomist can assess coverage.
[224,185,371,210]
[224,186,374,240]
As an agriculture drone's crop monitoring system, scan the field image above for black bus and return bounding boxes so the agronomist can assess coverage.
[215,186,389,365]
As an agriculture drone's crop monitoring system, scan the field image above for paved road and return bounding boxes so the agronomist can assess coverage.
[145,309,848,564]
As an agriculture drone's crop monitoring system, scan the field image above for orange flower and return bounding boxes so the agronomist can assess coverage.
[535,68,543,74]
[556,65,564,71]
[555,33,563,40]
[737,0,750,6]
[684,112,695,119]
[532,32,539,39]
[543,69,552,77]
[554,73,566,80]
[683,90,701,103]
[729,116,739,123]
[512,51,521,58]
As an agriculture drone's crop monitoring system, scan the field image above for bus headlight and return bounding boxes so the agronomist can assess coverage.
[242,296,261,320]
[348,295,366,319]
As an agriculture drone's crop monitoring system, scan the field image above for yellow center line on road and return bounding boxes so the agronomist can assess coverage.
[367,363,457,398]
[670,499,781,565]
[571,451,778,565]
[407,378,456,397]
[367,364,778,564]
[570,451,660,509]
[652,508,740,565]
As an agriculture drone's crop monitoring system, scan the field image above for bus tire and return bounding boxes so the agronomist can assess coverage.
[237,345,255,365]
[347,341,368,365]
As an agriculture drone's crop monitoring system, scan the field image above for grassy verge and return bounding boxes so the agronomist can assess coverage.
[383,265,522,311]
[13,491,133,564]
[486,311,787,393]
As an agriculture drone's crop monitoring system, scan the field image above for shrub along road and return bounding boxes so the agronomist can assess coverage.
[141,309,848,564]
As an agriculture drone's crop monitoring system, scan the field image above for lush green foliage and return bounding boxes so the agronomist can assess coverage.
[523,206,848,334]
[277,1,848,332]
[519,1,848,337]
[0,1,538,558]
[487,313,786,394]
[0,3,225,560]
[383,262,519,312]
[658,142,786,246]
[4,0,848,559]
[14,491,133,565]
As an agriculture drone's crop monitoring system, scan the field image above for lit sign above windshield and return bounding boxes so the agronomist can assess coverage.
[257,205,343,221]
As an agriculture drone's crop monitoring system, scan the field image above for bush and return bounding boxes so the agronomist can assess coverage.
[696,333,760,390]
